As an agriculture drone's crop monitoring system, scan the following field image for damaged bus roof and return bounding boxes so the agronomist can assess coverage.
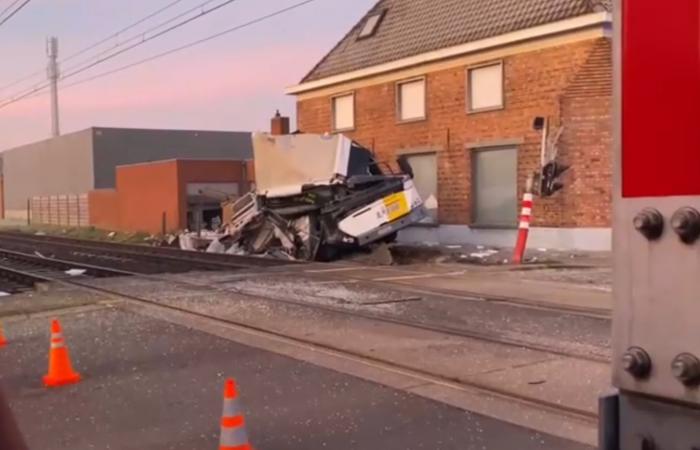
[252,132,355,198]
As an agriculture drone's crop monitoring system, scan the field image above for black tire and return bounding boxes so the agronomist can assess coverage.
[315,244,340,262]
[383,232,398,244]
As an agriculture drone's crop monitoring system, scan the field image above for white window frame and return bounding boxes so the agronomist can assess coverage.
[396,77,427,123]
[467,61,504,113]
[331,92,355,132]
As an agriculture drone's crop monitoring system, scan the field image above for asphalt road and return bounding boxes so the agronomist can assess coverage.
[0,308,592,450]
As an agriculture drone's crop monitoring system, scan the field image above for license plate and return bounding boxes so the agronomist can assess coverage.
[383,192,409,221]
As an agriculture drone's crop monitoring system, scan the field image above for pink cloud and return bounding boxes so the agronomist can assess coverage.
[0,39,325,148]
[60,42,317,111]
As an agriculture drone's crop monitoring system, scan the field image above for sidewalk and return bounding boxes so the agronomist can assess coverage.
[327,245,613,316]
[383,266,612,315]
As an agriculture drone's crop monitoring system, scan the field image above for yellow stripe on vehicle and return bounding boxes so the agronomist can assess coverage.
[383,192,409,221]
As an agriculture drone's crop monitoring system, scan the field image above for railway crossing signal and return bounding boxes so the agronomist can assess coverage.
[540,161,569,197]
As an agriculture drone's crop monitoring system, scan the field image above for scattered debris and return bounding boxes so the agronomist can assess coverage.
[0,291,10,297]
[469,249,499,259]
[205,239,226,254]
[225,244,245,255]
[446,245,462,249]
[64,269,87,277]
[34,251,45,259]
[35,231,46,236]
[179,133,426,261]
[107,231,117,239]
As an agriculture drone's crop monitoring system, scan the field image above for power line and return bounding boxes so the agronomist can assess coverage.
[61,0,226,75]
[0,0,319,110]
[0,68,43,94]
[63,0,318,86]
[0,0,185,93]
[0,80,45,108]
[62,0,186,63]
[0,0,230,99]
[0,0,30,28]
[0,0,22,21]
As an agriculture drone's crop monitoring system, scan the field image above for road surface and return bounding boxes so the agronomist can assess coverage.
[0,307,592,449]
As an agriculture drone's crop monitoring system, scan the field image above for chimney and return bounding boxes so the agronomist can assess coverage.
[270,110,290,135]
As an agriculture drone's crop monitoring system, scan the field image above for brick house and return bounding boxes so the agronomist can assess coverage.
[287,0,613,250]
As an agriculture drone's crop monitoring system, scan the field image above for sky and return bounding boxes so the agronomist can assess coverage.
[0,0,376,149]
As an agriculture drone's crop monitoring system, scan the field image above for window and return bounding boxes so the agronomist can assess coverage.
[397,78,426,122]
[468,62,504,112]
[358,10,386,39]
[405,153,438,223]
[472,148,517,227]
[332,93,355,131]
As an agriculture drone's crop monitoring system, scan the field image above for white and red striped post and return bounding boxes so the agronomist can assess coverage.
[513,191,534,264]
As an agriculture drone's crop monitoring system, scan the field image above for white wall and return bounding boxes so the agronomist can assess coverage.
[398,225,611,251]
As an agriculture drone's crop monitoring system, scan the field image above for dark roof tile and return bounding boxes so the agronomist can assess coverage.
[302,0,611,82]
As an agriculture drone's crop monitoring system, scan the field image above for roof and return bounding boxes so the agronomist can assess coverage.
[302,0,611,83]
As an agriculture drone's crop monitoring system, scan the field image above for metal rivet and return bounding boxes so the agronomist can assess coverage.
[671,353,700,387]
[633,208,664,240]
[622,347,652,379]
[671,207,700,244]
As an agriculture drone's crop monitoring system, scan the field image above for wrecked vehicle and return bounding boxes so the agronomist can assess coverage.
[183,132,426,261]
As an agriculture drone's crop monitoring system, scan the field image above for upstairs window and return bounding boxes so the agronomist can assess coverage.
[332,93,355,131]
[468,62,504,112]
[358,10,386,39]
[397,78,426,122]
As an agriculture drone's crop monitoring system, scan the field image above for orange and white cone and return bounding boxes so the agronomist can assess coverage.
[0,321,7,346]
[219,378,251,450]
[43,319,81,388]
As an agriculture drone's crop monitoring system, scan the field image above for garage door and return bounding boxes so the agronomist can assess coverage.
[472,148,518,227]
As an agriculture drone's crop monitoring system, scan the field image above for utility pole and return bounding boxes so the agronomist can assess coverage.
[46,36,60,137]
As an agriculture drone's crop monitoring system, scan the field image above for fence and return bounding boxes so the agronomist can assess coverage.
[29,194,89,227]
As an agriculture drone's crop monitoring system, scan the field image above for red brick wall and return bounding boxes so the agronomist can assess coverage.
[88,160,250,234]
[297,38,612,227]
[558,96,612,227]
[116,160,181,234]
[88,189,119,231]
[555,39,613,227]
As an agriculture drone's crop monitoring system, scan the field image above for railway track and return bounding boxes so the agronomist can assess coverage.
[0,234,609,362]
[0,231,608,359]
[0,248,131,294]
[0,246,603,423]
[0,231,292,274]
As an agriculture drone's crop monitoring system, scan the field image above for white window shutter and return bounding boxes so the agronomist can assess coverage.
[333,94,354,130]
[469,63,503,111]
[399,79,426,120]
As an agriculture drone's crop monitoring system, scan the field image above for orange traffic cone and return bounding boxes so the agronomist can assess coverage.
[43,319,81,388]
[0,321,7,346]
[219,378,252,450]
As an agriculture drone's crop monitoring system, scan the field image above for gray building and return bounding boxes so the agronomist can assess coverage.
[1,127,253,219]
